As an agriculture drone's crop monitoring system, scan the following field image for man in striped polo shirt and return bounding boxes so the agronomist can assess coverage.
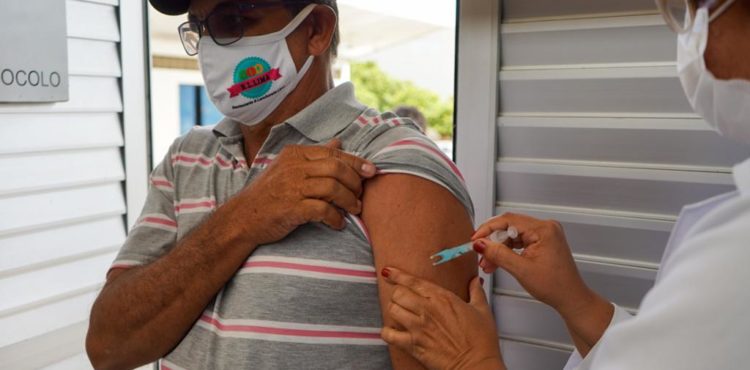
[87,1,477,369]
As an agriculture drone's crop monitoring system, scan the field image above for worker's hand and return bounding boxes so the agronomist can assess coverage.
[471,213,596,317]
[380,268,505,370]
[227,139,376,247]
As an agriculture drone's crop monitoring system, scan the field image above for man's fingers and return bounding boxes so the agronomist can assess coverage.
[302,178,361,215]
[305,158,364,197]
[324,138,342,149]
[298,199,346,230]
[334,151,377,178]
[381,327,412,350]
[302,144,377,178]
[475,239,525,277]
[382,267,442,299]
[468,276,490,311]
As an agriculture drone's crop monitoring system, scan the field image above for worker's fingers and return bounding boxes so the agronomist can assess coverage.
[390,286,426,315]
[382,267,444,299]
[304,158,364,197]
[468,276,491,313]
[471,212,537,240]
[479,257,498,274]
[472,213,543,247]
[301,177,361,215]
[297,199,346,230]
[381,327,413,350]
[507,236,527,250]
[388,301,422,329]
[474,239,526,277]
[480,238,520,272]
[472,218,510,241]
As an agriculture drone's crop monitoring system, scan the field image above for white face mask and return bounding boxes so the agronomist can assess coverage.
[198,4,317,126]
[677,5,750,145]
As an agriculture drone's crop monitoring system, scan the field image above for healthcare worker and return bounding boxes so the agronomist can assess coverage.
[378,0,750,369]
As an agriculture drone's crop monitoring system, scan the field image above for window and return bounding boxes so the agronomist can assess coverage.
[179,84,223,135]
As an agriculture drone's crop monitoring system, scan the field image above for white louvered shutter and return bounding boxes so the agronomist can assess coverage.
[457,1,750,369]
[0,1,149,368]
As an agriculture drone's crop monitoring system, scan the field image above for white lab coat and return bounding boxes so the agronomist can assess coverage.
[564,157,750,370]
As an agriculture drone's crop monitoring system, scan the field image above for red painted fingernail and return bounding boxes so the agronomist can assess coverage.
[381,268,391,278]
[480,277,485,285]
[473,241,486,254]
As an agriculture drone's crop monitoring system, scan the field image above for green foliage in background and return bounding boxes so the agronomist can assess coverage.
[350,61,454,139]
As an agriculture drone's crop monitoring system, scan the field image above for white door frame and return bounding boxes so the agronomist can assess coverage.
[455,0,500,224]
[120,0,151,229]
[455,0,501,297]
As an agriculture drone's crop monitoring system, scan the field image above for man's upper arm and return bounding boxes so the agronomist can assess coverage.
[361,173,477,370]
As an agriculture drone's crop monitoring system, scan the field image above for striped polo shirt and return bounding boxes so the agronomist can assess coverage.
[111,82,474,370]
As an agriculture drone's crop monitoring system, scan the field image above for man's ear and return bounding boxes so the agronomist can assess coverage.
[305,5,337,57]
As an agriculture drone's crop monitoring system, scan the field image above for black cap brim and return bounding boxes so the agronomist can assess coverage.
[149,0,191,15]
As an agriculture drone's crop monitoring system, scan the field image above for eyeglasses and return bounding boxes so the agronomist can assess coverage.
[655,0,737,33]
[178,0,310,56]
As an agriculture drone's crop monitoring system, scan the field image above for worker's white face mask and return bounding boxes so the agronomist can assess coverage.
[198,4,316,126]
[677,5,750,145]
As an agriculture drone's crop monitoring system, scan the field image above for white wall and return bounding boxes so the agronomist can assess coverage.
[150,68,205,167]
[355,28,456,99]
[456,0,750,369]
[0,0,150,368]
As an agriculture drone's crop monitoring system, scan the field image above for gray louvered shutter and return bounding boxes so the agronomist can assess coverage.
[457,1,750,369]
[0,1,150,368]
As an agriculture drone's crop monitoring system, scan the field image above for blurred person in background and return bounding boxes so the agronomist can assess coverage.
[394,105,427,133]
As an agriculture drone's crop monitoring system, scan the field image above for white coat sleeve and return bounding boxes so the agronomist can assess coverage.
[562,305,633,370]
[583,197,750,370]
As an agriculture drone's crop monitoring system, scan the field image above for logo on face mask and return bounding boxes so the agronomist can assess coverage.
[228,57,282,99]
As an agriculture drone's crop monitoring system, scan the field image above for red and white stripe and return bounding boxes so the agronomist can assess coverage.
[238,256,377,284]
[109,259,142,271]
[387,117,403,127]
[374,137,466,183]
[135,213,177,232]
[171,152,246,171]
[160,359,188,370]
[355,114,370,127]
[347,215,371,243]
[171,152,214,168]
[250,153,277,170]
[213,152,233,169]
[377,168,450,193]
[150,176,174,192]
[174,197,216,216]
[354,114,407,129]
[196,312,385,345]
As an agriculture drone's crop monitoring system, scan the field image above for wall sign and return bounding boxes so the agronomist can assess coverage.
[0,0,69,102]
